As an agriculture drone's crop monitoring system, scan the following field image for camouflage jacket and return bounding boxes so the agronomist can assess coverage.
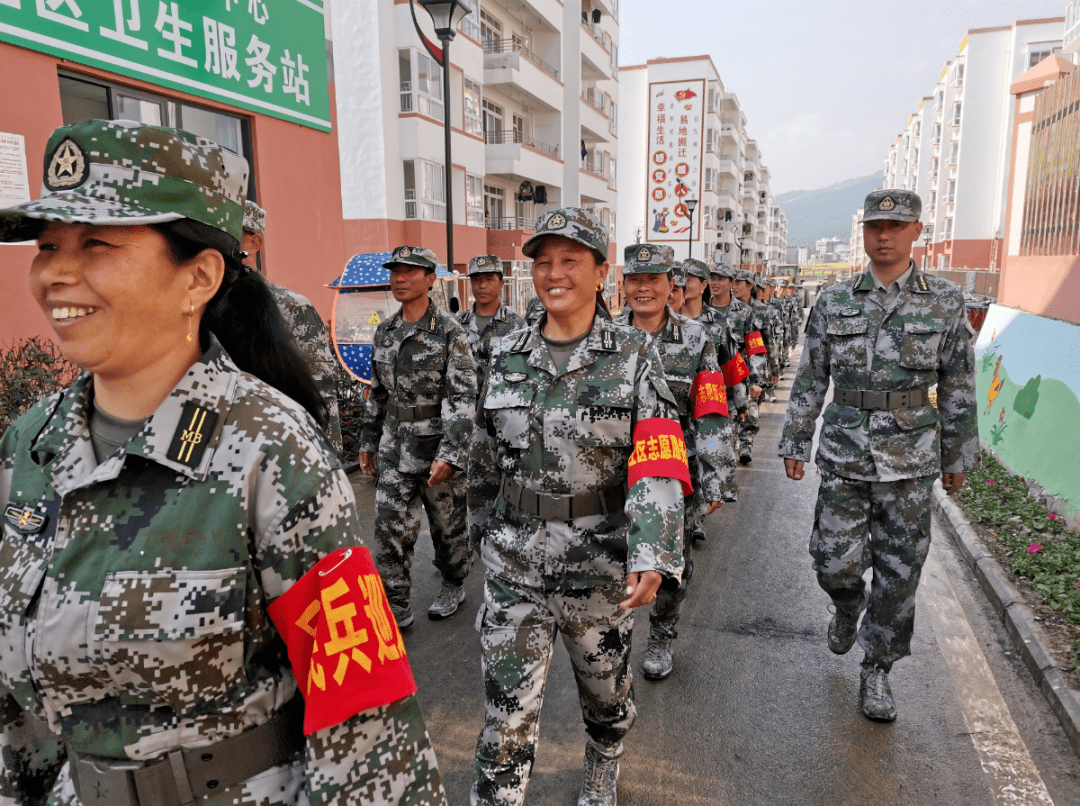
[750,299,780,379]
[767,298,788,350]
[360,301,477,474]
[268,282,343,456]
[468,315,685,590]
[615,308,736,502]
[458,303,526,392]
[778,263,978,481]
[0,339,445,806]
[706,298,767,387]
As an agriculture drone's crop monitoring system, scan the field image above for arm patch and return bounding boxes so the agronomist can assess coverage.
[627,418,692,496]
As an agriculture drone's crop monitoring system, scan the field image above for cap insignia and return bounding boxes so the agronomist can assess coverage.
[476,257,487,267]
[506,372,527,383]
[638,247,652,262]
[399,246,412,258]
[879,196,896,212]
[547,213,566,230]
[45,138,88,190]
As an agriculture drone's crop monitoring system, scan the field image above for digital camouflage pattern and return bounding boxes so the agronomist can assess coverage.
[385,246,441,272]
[467,255,505,277]
[0,119,248,243]
[622,243,674,274]
[243,200,267,236]
[268,282,343,456]
[468,314,684,805]
[861,189,921,223]
[522,208,608,261]
[778,262,978,480]
[614,307,736,638]
[810,469,936,668]
[458,304,526,393]
[0,338,446,806]
[696,300,752,420]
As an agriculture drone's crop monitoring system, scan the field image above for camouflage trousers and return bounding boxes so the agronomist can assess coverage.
[472,574,635,806]
[374,461,471,605]
[737,398,760,451]
[810,469,936,669]
[649,492,696,641]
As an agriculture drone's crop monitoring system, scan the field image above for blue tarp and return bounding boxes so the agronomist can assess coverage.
[328,251,456,289]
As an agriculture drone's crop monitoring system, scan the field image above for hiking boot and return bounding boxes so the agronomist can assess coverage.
[860,664,897,722]
[739,452,752,465]
[827,589,868,655]
[577,741,621,806]
[390,600,414,629]
[642,637,674,680]
[427,582,465,620]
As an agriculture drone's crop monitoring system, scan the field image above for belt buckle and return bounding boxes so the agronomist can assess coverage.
[862,390,887,410]
[72,755,141,806]
[542,494,571,522]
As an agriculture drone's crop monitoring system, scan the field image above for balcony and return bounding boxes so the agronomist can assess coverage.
[580,19,613,81]
[580,160,612,203]
[486,131,563,187]
[580,91,611,143]
[716,157,738,178]
[487,215,535,232]
[484,39,562,111]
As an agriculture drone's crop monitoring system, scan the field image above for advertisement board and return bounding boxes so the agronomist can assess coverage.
[645,78,704,245]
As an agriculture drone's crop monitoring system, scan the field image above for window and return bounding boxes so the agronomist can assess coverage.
[403,159,446,221]
[461,0,480,40]
[945,179,956,203]
[1029,46,1061,68]
[951,102,962,126]
[483,98,503,142]
[706,128,715,152]
[464,78,483,136]
[399,50,412,112]
[415,52,443,119]
[946,141,959,165]
[466,174,484,227]
[512,114,525,144]
[480,9,502,50]
[484,184,504,228]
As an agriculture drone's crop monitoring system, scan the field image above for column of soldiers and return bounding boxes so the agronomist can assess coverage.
[348,189,975,804]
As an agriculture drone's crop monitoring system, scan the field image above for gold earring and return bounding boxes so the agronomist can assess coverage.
[186,301,194,344]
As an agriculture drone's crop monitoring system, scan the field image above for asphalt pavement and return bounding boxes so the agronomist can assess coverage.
[349,343,1080,806]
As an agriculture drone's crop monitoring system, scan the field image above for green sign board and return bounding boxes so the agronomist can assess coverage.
[0,0,330,131]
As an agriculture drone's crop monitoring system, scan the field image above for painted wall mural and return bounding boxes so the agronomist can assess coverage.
[974,305,1080,517]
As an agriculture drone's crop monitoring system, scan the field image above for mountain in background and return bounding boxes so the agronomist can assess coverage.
[777,172,885,247]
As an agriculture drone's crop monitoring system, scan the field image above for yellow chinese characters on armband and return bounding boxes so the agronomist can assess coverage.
[746,331,767,356]
[268,547,417,735]
[691,370,730,419]
[626,417,692,496]
[722,352,750,387]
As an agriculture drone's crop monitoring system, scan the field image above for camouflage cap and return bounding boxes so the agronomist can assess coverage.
[467,254,505,276]
[671,263,687,287]
[384,245,439,272]
[243,200,267,236]
[710,261,736,279]
[753,274,767,290]
[684,258,711,283]
[0,119,249,243]
[622,243,674,275]
[862,189,921,223]
[522,207,608,260]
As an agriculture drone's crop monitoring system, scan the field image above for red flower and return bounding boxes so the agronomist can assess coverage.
[1028,544,1043,554]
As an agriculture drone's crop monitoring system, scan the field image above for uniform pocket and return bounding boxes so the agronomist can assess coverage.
[892,404,940,431]
[95,567,246,712]
[899,322,946,370]
[0,527,49,706]
[486,385,536,449]
[822,403,867,429]
[576,386,634,447]
[825,317,868,368]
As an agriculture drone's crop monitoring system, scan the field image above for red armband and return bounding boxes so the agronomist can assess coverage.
[268,547,416,735]
[746,331,767,355]
[627,418,692,496]
[721,352,750,387]
[691,370,729,419]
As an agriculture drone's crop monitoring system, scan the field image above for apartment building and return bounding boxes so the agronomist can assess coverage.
[617,55,786,273]
[849,210,868,272]
[879,18,1063,271]
[1065,0,1080,63]
[335,0,620,275]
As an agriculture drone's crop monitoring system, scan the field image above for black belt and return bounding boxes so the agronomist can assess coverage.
[388,402,440,422]
[499,476,624,522]
[834,387,930,410]
[69,698,304,806]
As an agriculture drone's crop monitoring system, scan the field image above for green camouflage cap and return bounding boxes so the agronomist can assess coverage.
[522,207,608,260]
[753,274,767,290]
[709,261,736,279]
[467,254,505,277]
[384,245,439,271]
[862,189,921,223]
[0,119,248,243]
[243,200,267,236]
[684,258,711,283]
[622,243,674,275]
[671,263,687,287]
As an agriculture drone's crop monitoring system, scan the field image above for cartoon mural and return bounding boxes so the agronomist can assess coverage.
[974,304,1080,517]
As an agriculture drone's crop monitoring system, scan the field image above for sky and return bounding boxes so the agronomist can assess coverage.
[619,1,1066,195]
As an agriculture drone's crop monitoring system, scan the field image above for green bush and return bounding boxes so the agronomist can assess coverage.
[0,337,80,439]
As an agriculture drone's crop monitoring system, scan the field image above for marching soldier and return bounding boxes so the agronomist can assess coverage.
[458,254,525,392]
[616,245,735,681]
[779,190,978,721]
[359,247,477,625]
[731,271,775,462]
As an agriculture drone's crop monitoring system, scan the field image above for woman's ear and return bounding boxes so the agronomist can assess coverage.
[186,248,226,312]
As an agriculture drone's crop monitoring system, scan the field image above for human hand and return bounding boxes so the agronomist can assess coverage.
[704,501,723,516]
[359,452,375,476]
[942,472,966,494]
[620,571,662,610]
[750,385,762,399]
[428,460,454,487]
[784,459,805,481]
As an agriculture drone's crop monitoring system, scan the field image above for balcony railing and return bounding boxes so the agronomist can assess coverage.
[581,159,609,178]
[487,215,535,231]
[399,82,412,113]
[484,38,559,80]
[581,89,608,115]
[485,129,559,158]
[580,18,611,52]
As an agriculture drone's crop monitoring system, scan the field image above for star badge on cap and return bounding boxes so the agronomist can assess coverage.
[399,247,412,258]
[547,213,566,230]
[637,247,652,262]
[879,196,895,212]
[477,257,487,266]
[45,138,88,190]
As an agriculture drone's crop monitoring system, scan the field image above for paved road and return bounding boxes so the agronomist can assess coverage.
[350,345,1080,805]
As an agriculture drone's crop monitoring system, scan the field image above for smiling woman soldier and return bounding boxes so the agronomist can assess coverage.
[0,119,446,806]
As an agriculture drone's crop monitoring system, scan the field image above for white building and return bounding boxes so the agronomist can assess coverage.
[849,210,867,272]
[1065,0,1080,63]
[332,0,620,274]
[879,18,1063,270]
[616,55,785,272]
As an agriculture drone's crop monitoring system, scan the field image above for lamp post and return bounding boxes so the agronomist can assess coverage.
[685,197,697,260]
[923,230,931,270]
[410,0,473,274]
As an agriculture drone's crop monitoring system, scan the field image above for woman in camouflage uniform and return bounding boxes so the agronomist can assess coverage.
[0,120,445,806]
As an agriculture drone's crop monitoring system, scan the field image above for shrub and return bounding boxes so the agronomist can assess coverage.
[0,337,80,438]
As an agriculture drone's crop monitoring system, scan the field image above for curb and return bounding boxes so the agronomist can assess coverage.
[932,481,1080,756]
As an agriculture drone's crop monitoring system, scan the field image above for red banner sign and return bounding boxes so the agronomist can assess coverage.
[627,418,692,496]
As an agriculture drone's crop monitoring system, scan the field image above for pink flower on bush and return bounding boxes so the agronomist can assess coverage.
[987,479,998,485]
[1048,514,1058,520]
[1028,544,1043,554]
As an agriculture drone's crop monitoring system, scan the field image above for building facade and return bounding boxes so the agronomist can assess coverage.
[617,55,785,273]
[879,18,1064,271]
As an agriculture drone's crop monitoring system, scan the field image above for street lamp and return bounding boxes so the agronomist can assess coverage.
[923,230,932,270]
[685,197,698,260]
[410,0,474,274]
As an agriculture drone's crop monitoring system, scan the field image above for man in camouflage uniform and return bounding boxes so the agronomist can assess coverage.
[732,271,776,462]
[458,255,526,394]
[615,245,735,681]
[241,201,343,454]
[778,190,978,722]
[469,209,686,806]
[359,247,477,625]
[667,262,686,312]
[758,277,785,402]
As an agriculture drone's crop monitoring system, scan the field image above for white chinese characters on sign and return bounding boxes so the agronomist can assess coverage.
[155,1,196,67]
[280,49,309,105]
[37,0,88,31]
[101,0,148,50]
[645,80,704,245]
[245,34,276,92]
[204,18,240,80]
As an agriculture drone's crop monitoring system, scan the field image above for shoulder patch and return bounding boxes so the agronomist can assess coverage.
[4,502,47,535]
[600,328,616,352]
[916,274,930,292]
[511,331,532,353]
[168,401,219,468]
[671,324,682,343]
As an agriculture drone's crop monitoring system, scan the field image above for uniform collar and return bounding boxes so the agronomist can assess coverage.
[518,313,620,376]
